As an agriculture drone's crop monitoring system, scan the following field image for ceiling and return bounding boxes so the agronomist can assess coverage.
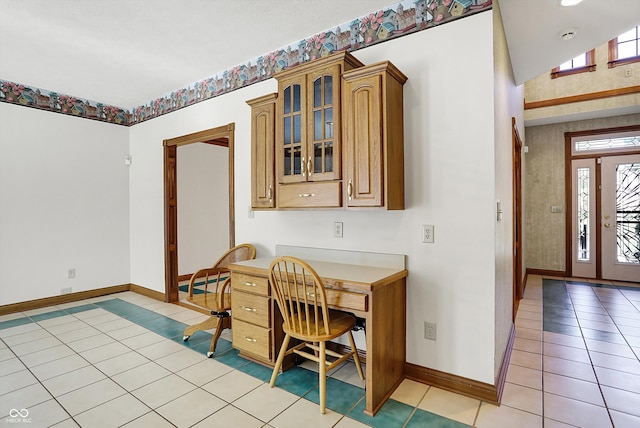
[1,0,639,109]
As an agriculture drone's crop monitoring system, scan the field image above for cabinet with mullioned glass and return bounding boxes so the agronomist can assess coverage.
[274,52,363,208]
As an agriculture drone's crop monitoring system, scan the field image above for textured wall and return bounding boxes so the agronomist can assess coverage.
[524,113,640,272]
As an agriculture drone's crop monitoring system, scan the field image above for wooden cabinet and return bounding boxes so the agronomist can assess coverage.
[342,61,407,210]
[274,52,363,208]
[247,93,277,209]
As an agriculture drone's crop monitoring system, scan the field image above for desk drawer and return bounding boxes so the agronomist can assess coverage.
[232,292,270,328]
[296,286,368,312]
[233,319,271,360]
[232,272,269,296]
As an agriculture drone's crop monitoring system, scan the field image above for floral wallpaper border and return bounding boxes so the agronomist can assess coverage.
[0,0,491,127]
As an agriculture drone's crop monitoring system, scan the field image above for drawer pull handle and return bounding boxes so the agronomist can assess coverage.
[242,306,257,312]
[242,281,257,287]
[307,292,316,298]
[244,336,257,343]
[299,193,315,198]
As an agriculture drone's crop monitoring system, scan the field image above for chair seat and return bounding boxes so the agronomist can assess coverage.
[283,310,355,341]
[186,292,231,311]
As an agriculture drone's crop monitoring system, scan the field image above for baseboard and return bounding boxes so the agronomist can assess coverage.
[178,273,192,282]
[129,283,166,301]
[526,268,566,278]
[405,325,515,405]
[0,284,131,316]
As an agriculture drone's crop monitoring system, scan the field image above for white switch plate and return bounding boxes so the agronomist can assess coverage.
[334,222,343,238]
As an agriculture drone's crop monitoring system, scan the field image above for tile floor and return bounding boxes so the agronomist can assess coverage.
[1,275,639,427]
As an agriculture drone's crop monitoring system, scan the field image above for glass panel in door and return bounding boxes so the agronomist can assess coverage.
[601,154,640,282]
[309,74,336,180]
[281,82,304,181]
[572,159,596,278]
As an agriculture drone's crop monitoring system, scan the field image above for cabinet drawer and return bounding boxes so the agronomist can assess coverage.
[232,292,270,328]
[278,182,342,208]
[233,319,271,360]
[296,286,368,312]
[232,272,269,296]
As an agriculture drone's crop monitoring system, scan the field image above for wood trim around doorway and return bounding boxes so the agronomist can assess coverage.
[163,123,235,303]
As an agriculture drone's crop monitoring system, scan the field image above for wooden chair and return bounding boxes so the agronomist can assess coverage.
[183,243,256,357]
[268,256,364,414]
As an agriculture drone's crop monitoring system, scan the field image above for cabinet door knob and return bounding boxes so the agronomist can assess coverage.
[307,158,312,176]
[347,179,353,200]
[301,156,306,177]
[267,184,273,202]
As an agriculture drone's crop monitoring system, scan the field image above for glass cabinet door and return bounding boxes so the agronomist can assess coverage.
[308,67,340,181]
[280,76,305,183]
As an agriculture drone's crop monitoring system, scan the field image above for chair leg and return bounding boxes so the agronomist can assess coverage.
[319,340,327,414]
[347,331,364,380]
[207,316,230,357]
[270,333,291,387]
[183,316,219,340]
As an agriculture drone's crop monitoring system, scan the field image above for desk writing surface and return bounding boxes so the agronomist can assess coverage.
[229,257,407,288]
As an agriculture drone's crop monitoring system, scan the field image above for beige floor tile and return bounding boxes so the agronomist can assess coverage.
[330,361,366,388]
[544,393,612,428]
[601,386,640,417]
[390,379,428,406]
[155,347,207,372]
[513,337,542,354]
[515,326,542,341]
[19,344,76,368]
[156,388,225,427]
[120,331,166,350]
[233,383,300,423]
[11,335,63,356]
[610,409,640,428]
[543,342,591,364]
[130,374,196,409]
[475,401,542,428]
[585,338,636,358]
[66,333,115,353]
[578,319,620,333]
[0,357,25,376]
[516,310,543,321]
[112,362,171,391]
[510,349,542,370]
[544,418,577,427]
[80,341,131,364]
[42,365,107,397]
[94,350,151,377]
[543,372,605,406]
[55,326,102,343]
[589,351,640,375]
[192,404,264,428]
[515,318,542,331]
[543,355,597,383]
[104,323,149,341]
[270,397,343,428]
[0,369,38,395]
[333,417,371,428]
[135,338,186,360]
[94,318,136,333]
[57,378,127,416]
[505,364,542,390]
[543,331,586,349]
[574,311,613,323]
[36,314,77,328]
[0,383,53,416]
[618,324,640,338]
[175,358,234,387]
[45,320,90,336]
[30,354,90,381]
[120,411,175,428]
[80,312,122,326]
[201,369,263,402]
[500,382,542,415]
[73,393,150,428]
[2,327,52,346]
[19,398,70,427]
[417,386,480,425]
[594,366,640,393]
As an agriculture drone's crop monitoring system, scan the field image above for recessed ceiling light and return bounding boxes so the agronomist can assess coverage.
[561,0,585,6]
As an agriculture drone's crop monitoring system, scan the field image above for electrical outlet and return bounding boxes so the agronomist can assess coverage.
[551,205,563,213]
[625,68,632,77]
[424,322,437,340]
[68,268,76,279]
[334,222,343,238]
[422,225,434,243]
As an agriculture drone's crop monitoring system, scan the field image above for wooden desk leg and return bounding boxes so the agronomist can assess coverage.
[364,277,406,416]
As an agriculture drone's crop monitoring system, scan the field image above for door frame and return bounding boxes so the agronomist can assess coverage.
[564,124,640,279]
[512,118,523,320]
[163,123,235,303]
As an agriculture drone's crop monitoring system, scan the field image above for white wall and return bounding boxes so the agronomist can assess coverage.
[177,143,229,275]
[128,11,500,383]
[0,103,130,305]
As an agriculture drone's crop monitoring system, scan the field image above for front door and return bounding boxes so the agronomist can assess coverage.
[601,154,640,281]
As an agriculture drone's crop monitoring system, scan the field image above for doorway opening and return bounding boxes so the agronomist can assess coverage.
[513,118,524,320]
[163,123,236,303]
[566,125,640,283]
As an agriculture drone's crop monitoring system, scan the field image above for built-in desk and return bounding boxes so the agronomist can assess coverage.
[228,247,407,416]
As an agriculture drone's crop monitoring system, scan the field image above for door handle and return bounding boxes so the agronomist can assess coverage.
[604,223,611,228]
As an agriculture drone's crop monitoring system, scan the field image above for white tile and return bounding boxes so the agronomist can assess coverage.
[120,331,166,350]
[120,411,175,428]
[510,349,542,370]
[79,341,131,364]
[11,335,63,356]
[19,344,76,368]
[94,351,151,377]
[0,357,26,376]
[610,410,640,428]
[105,324,149,341]
[37,314,78,328]
[0,369,38,395]
[55,326,102,343]
[155,347,206,372]
[270,397,342,428]
[505,364,542,390]
[94,318,136,333]
[475,401,542,428]
[30,354,90,381]
[416,386,480,426]
[135,338,186,360]
[20,398,70,428]
[543,372,605,406]
[46,320,91,336]
[112,362,171,391]
[601,386,640,417]
[74,393,151,428]
[66,333,115,353]
[544,393,612,428]
[42,365,107,397]
[57,378,127,415]
[202,369,263,402]
[0,383,53,416]
[543,331,586,349]
[333,417,371,428]
[543,355,597,383]
[2,327,52,346]
[500,382,542,415]
[156,388,226,427]
[233,383,299,423]
[175,358,234,386]
[389,379,428,406]
[192,404,264,428]
[543,342,591,364]
[130,374,196,409]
